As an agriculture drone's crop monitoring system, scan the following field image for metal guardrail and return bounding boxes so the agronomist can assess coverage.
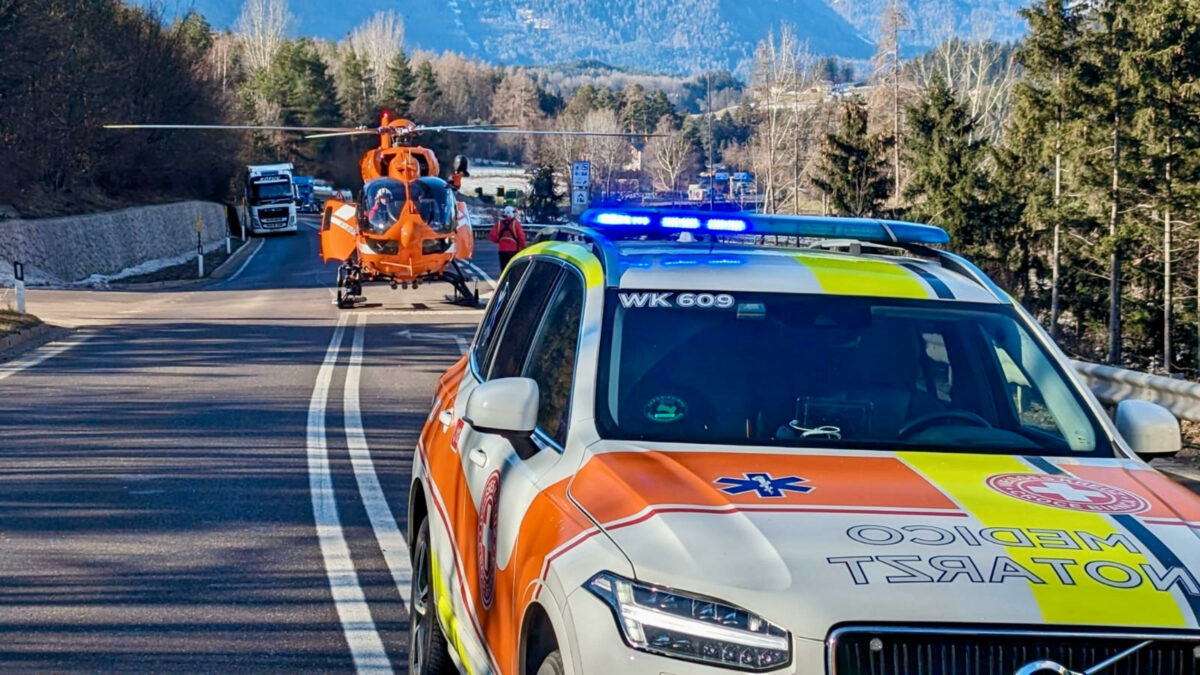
[1074,360,1200,422]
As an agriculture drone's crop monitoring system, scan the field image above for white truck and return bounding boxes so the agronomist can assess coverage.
[243,163,298,235]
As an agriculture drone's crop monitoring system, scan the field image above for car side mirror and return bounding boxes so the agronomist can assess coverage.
[464,378,540,459]
[1115,400,1181,459]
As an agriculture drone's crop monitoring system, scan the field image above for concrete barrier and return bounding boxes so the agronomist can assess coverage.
[0,201,227,285]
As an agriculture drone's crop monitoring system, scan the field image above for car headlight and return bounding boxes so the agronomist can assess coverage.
[586,572,791,671]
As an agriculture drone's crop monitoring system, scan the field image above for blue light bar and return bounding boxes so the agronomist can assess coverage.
[593,212,651,226]
[661,216,701,229]
[579,208,949,245]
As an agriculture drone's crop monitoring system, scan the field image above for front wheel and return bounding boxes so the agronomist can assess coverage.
[410,519,455,675]
[535,650,564,675]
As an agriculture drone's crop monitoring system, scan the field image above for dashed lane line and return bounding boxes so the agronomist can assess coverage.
[345,314,413,606]
[306,314,392,673]
[0,332,93,382]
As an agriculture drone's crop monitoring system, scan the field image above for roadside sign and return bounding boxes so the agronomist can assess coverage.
[571,161,591,188]
[571,186,590,216]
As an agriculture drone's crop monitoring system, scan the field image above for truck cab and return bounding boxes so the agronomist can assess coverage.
[244,163,298,235]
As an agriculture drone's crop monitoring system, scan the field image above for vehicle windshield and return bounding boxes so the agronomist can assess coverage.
[251,179,292,202]
[361,179,407,233]
[409,177,458,235]
[596,291,1112,457]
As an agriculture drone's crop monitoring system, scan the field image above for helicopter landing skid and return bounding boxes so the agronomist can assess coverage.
[335,262,364,309]
[443,261,481,307]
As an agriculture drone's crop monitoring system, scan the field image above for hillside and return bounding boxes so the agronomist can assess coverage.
[149,0,1028,71]
[828,0,1027,44]
[150,0,874,71]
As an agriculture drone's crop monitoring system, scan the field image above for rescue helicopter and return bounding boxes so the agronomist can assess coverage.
[105,114,653,308]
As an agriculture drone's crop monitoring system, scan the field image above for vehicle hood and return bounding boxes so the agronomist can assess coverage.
[567,444,1200,639]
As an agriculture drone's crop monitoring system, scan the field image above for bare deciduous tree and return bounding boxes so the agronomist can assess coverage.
[748,25,821,213]
[347,11,405,103]
[911,22,1020,142]
[645,117,694,193]
[234,0,292,72]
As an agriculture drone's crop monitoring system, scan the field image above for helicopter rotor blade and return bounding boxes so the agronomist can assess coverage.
[430,127,664,138]
[303,129,387,140]
[104,123,365,133]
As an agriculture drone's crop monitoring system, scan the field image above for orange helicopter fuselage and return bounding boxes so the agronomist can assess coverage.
[319,117,474,281]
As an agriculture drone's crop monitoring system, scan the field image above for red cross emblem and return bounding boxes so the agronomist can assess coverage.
[985,473,1150,514]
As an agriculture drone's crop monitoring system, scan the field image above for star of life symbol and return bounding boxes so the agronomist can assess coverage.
[715,472,814,498]
[985,473,1150,514]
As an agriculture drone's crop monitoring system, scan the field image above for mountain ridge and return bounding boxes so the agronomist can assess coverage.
[148,0,1025,72]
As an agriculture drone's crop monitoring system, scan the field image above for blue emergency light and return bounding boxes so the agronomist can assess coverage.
[579,208,949,245]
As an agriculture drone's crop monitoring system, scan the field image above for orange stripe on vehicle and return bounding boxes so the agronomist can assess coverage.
[1067,464,1200,522]
[569,451,960,525]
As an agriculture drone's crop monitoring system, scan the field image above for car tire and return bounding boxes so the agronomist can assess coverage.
[410,519,455,675]
[535,650,564,675]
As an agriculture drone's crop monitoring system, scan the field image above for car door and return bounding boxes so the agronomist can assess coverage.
[451,257,578,648]
[451,259,563,634]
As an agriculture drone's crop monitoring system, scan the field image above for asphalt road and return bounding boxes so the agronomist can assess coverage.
[0,215,501,671]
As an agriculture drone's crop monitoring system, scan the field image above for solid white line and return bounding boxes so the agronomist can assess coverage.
[221,236,266,284]
[465,261,498,289]
[306,315,392,673]
[345,314,414,604]
[0,332,93,382]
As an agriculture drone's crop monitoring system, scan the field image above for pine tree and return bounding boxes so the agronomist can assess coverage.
[812,101,893,218]
[1016,0,1082,337]
[338,50,372,125]
[902,79,988,252]
[1073,0,1140,364]
[381,49,414,116]
[1125,0,1200,372]
[410,60,442,121]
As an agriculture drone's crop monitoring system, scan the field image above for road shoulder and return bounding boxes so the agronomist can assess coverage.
[0,317,70,363]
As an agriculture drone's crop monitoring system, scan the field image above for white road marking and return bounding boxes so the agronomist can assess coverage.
[220,236,266,285]
[395,329,469,355]
[464,261,498,289]
[306,314,392,673]
[361,309,483,317]
[345,314,414,604]
[0,332,93,382]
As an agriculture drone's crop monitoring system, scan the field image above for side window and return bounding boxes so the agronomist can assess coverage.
[474,259,529,375]
[522,271,585,446]
[486,261,562,380]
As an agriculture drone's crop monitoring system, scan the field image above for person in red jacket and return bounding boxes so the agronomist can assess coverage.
[488,206,527,270]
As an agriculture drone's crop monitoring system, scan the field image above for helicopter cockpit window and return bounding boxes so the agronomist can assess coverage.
[361,179,407,233]
[410,177,458,235]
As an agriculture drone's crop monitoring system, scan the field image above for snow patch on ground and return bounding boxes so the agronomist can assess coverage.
[76,239,227,286]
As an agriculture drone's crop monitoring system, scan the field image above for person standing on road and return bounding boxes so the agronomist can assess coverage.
[489,206,527,271]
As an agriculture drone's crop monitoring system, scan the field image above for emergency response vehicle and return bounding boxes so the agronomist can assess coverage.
[410,208,1200,675]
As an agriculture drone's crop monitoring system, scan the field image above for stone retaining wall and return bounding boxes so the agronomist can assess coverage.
[0,201,228,284]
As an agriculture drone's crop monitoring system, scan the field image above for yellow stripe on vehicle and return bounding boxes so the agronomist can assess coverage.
[793,253,929,299]
[516,241,604,288]
[901,452,1187,627]
[430,549,478,675]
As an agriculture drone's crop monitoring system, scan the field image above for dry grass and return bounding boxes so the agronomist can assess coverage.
[0,310,41,337]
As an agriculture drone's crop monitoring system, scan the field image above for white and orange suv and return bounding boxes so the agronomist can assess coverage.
[408,208,1200,675]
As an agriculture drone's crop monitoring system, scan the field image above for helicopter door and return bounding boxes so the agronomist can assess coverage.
[320,200,359,263]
